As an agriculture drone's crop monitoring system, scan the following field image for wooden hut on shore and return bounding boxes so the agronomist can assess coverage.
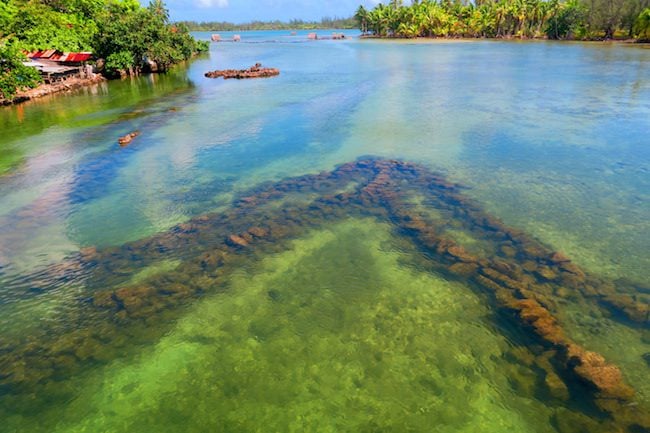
[23,50,94,84]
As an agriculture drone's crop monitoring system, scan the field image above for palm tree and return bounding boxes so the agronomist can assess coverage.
[148,0,169,20]
[385,5,401,36]
[514,0,528,37]
[546,0,561,38]
[532,0,548,36]
[494,1,508,36]
[369,4,390,36]
[470,6,496,37]
[355,5,369,34]
[634,7,650,39]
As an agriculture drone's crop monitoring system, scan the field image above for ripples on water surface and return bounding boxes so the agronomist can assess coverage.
[0,30,648,432]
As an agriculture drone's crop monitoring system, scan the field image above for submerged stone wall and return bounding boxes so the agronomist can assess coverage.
[0,158,647,431]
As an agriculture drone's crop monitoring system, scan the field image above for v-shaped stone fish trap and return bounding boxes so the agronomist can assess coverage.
[1,158,648,431]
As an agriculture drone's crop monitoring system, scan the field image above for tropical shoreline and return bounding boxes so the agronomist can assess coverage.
[354,1,650,43]
[359,34,649,44]
[0,74,106,107]
[4,32,647,108]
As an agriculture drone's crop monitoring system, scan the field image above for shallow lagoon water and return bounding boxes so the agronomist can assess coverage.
[0,31,649,432]
[3,220,560,432]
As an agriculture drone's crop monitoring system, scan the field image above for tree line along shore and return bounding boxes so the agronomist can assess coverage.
[1,0,208,102]
[179,17,357,31]
[354,0,650,40]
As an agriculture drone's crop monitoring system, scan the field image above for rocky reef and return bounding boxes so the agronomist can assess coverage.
[0,158,647,431]
[118,131,140,147]
[204,63,280,80]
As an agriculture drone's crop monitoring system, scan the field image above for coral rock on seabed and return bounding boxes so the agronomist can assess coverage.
[118,131,140,147]
[446,245,478,263]
[248,227,268,238]
[567,346,636,402]
[227,234,249,247]
[204,63,280,80]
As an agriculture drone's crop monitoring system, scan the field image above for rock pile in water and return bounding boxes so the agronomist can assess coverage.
[118,131,140,146]
[204,63,280,80]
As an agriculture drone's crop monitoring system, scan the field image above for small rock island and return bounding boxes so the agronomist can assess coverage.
[205,63,280,80]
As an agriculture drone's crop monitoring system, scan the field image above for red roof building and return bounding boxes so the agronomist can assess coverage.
[25,50,93,64]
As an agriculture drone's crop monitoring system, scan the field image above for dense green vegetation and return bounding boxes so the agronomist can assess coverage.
[93,0,209,76]
[179,17,357,32]
[0,0,207,99]
[636,7,650,39]
[0,38,41,100]
[355,0,650,40]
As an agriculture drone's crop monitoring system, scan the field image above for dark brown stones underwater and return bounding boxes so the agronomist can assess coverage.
[0,158,647,432]
[117,131,140,147]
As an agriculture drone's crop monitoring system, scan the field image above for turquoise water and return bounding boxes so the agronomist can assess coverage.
[0,30,649,432]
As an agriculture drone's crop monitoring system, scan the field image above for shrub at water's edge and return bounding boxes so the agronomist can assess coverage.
[354,0,650,41]
[0,0,208,97]
[0,38,41,100]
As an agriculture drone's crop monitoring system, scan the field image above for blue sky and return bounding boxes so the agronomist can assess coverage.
[160,0,384,23]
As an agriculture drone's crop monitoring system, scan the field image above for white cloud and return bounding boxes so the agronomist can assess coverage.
[196,0,229,7]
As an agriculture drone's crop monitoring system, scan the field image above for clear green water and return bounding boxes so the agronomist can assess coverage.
[2,220,561,433]
[0,31,648,431]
